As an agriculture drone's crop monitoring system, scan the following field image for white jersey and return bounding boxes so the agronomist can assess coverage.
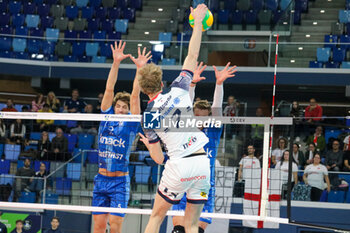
[275,161,298,183]
[143,70,209,159]
[304,164,328,190]
[239,156,260,180]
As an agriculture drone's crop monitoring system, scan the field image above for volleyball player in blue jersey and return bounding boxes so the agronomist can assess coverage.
[92,41,151,233]
[172,62,237,233]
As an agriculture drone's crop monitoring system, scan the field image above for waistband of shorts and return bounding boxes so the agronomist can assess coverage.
[183,152,207,159]
[97,173,128,180]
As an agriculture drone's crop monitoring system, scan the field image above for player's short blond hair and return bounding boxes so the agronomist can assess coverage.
[113,91,130,107]
[138,63,163,95]
[194,100,212,113]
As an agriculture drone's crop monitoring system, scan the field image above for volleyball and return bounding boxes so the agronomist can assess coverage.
[189,9,213,31]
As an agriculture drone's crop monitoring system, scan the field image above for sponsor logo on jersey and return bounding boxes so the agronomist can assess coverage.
[99,151,124,160]
[99,136,125,147]
[182,136,197,149]
[180,175,207,182]
[200,192,208,198]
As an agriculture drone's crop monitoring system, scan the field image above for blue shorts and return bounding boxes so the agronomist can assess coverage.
[92,173,130,217]
[172,185,215,224]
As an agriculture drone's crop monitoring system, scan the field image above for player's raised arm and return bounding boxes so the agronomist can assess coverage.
[130,47,152,115]
[211,62,237,116]
[182,4,208,72]
[189,62,207,103]
[101,41,130,112]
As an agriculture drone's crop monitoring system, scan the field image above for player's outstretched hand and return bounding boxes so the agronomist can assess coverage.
[213,62,237,85]
[130,47,152,69]
[111,40,131,63]
[139,133,150,149]
[191,62,207,87]
[191,4,208,24]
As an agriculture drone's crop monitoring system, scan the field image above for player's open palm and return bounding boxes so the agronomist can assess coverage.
[139,133,150,149]
[192,62,207,85]
[130,47,152,69]
[111,40,130,63]
[213,62,237,85]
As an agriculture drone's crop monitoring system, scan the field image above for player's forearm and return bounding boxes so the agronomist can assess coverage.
[106,61,121,90]
[211,84,223,116]
[184,21,203,71]
[148,144,164,165]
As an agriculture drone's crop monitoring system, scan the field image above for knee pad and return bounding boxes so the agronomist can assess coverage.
[199,227,205,233]
[172,225,185,233]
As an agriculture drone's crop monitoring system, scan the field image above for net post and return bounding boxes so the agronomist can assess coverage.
[260,122,271,219]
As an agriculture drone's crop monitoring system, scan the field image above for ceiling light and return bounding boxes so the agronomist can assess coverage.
[158,8,163,11]
[290,60,295,63]
[151,19,156,23]
[305,34,311,38]
[313,21,317,25]
[283,21,288,25]
[298,47,303,50]
[320,10,325,13]
[144,31,149,35]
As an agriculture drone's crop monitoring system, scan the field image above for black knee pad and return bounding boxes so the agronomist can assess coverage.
[172,225,185,233]
[199,226,205,233]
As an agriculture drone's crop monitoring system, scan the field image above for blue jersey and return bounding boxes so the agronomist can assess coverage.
[98,107,140,172]
[203,126,223,167]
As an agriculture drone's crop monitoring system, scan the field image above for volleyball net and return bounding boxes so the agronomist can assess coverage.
[0,112,349,232]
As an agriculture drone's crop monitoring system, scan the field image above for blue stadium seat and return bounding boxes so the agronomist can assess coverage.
[0,159,10,174]
[159,32,172,47]
[81,6,94,19]
[100,43,112,57]
[294,10,301,25]
[108,31,121,40]
[231,10,243,24]
[339,10,350,24]
[109,7,122,19]
[224,0,236,11]
[56,177,72,195]
[325,129,341,143]
[13,51,29,59]
[265,0,278,11]
[4,144,21,160]
[19,192,36,203]
[347,0,350,10]
[42,41,56,54]
[93,30,106,40]
[50,162,65,178]
[0,174,14,186]
[0,51,12,58]
[23,2,36,14]
[124,8,135,22]
[90,0,102,8]
[85,42,99,56]
[328,190,345,203]
[101,19,114,32]
[79,30,92,39]
[309,61,323,68]
[64,30,78,40]
[92,56,106,63]
[339,174,350,184]
[77,55,91,62]
[0,1,8,12]
[87,150,98,163]
[88,18,100,31]
[333,48,346,62]
[15,26,28,36]
[76,0,88,7]
[117,0,128,8]
[9,1,22,14]
[78,133,95,149]
[324,35,338,48]
[17,160,25,169]
[72,42,86,56]
[64,133,76,153]
[14,104,23,112]
[0,25,12,35]
[34,160,50,172]
[295,0,308,13]
[25,15,40,28]
[44,54,58,61]
[46,0,58,4]
[0,13,10,27]
[316,47,331,62]
[66,5,78,19]
[37,4,50,16]
[12,38,27,52]
[280,0,292,10]
[29,132,41,140]
[342,61,350,68]
[130,0,142,10]
[209,0,219,12]
[66,163,81,180]
[340,35,350,50]
[161,58,176,65]
[0,37,12,51]
[42,193,58,204]
[245,10,257,24]
[135,165,151,184]
[40,16,54,29]
[218,9,230,24]
[115,19,128,34]
[96,7,107,19]
[46,28,59,42]
[12,14,25,27]
[251,0,263,11]
[63,55,77,62]
[325,61,340,68]
[0,144,3,157]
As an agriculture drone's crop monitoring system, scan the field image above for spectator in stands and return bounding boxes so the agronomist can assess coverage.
[223,95,239,117]
[0,119,6,143]
[46,91,61,113]
[1,98,17,112]
[292,143,306,168]
[10,119,26,145]
[21,106,33,133]
[305,98,323,123]
[51,128,68,161]
[15,158,35,202]
[37,131,51,160]
[10,220,24,233]
[36,104,54,132]
[303,153,331,201]
[0,218,7,232]
[27,162,51,199]
[63,89,86,113]
[290,101,304,135]
[275,150,298,186]
[250,107,264,156]
[271,137,288,166]
[343,150,350,171]
[93,93,104,113]
[70,104,98,135]
[304,142,316,167]
[32,93,45,112]
[238,145,260,181]
[306,126,326,153]
[44,217,64,233]
[325,139,343,186]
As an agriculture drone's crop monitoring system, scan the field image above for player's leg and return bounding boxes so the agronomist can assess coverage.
[93,214,109,233]
[109,215,124,233]
[144,192,173,233]
[172,196,187,233]
[198,184,215,232]
[184,202,205,233]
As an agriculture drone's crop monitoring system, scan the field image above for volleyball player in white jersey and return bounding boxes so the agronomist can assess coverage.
[137,4,210,233]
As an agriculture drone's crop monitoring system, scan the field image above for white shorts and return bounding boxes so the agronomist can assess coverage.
[157,154,211,204]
